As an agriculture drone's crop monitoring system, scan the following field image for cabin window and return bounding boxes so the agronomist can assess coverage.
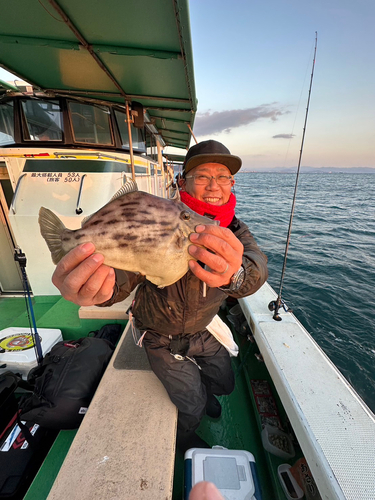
[0,101,15,146]
[21,99,63,141]
[114,110,146,152]
[68,102,113,145]
[146,128,158,162]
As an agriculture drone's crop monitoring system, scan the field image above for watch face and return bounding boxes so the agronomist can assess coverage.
[230,266,245,292]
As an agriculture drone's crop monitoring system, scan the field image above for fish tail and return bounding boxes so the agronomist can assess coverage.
[38,207,68,264]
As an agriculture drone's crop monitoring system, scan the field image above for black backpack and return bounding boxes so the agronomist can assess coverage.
[19,337,114,430]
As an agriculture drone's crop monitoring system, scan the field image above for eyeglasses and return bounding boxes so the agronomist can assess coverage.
[185,174,234,186]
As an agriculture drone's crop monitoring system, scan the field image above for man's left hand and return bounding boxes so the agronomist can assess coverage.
[188,225,244,288]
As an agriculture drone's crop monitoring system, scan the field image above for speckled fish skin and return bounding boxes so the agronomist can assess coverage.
[38,187,216,287]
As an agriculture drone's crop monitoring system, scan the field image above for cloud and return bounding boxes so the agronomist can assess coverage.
[193,104,289,136]
[273,134,295,139]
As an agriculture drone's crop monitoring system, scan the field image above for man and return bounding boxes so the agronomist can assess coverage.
[52,140,268,451]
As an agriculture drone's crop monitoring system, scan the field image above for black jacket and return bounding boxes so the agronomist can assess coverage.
[102,217,268,336]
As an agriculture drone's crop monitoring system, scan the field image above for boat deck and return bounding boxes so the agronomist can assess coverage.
[9,286,375,499]
[1,293,296,500]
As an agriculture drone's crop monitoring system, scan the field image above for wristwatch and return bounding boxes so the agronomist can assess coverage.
[220,265,245,293]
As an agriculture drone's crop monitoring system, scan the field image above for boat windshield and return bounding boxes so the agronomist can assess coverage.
[1,96,151,152]
[114,109,146,152]
[0,101,15,146]
[21,99,63,141]
[68,101,113,145]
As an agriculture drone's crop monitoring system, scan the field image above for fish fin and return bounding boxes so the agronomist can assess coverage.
[81,214,93,226]
[170,187,181,202]
[38,207,67,264]
[109,179,138,202]
[81,179,139,226]
[175,229,185,249]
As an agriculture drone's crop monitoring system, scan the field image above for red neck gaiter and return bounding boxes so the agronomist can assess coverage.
[180,191,236,228]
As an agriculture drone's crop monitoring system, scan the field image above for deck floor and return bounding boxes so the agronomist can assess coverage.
[1,295,291,500]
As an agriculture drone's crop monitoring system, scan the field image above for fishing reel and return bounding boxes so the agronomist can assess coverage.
[268,298,292,321]
[14,247,27,268]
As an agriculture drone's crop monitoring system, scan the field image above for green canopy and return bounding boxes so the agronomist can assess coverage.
[163,153,186,164]
[0,0,197,150]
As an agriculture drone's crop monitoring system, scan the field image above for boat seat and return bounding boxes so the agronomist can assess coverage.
[47,321,178,500]
[78,289,136,320]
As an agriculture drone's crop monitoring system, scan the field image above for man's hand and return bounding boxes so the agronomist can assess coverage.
[188,225,244,288]
[52,243,116,306]
[189,481,224,500]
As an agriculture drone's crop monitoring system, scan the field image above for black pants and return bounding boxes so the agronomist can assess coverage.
[142,329,235,432]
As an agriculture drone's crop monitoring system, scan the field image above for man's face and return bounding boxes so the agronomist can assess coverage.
[180,163,235,206]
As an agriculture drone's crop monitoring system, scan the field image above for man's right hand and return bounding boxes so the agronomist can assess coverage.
[52,242,116,306]
[189,482,224,500]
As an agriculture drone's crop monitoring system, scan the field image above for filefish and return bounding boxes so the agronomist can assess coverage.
[38,180,216,287]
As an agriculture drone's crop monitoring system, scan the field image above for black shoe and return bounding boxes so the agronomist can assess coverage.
[176,430,210,454]
[206,394,222,419]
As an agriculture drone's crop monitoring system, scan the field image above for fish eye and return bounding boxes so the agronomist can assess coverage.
[180,211,191,221]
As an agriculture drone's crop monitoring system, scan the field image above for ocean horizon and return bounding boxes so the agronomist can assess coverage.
[240,167,375,174]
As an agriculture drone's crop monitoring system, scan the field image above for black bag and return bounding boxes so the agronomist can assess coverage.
[89,323,122,347]
[0,372,58,499]
[19,337,114,430]
[0,372,19,433]
[0,413,57,499]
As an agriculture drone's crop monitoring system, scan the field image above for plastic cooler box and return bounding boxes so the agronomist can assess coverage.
[0,328,62,378]
[184,447,262,500]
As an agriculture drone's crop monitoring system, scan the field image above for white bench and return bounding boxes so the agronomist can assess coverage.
[47,322,178,500]
[78,290,136,320]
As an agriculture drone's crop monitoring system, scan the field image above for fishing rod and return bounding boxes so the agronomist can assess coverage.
[269,32,318,321]
[14,248,44,364]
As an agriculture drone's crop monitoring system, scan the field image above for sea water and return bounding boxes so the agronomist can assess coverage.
[235,172,375,413]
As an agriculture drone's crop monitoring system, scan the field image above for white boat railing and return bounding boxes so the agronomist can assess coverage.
[240,282,375,500]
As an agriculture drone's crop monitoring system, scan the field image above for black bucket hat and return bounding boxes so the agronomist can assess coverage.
[183,140,242,175]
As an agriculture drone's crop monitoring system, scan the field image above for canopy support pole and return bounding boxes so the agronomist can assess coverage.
[125,101,136,181]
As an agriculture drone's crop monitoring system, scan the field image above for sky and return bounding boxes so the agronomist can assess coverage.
[186,0,375,170]
[1,0,374,170]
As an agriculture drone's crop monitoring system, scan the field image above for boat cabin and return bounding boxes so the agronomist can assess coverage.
[0,92,179,296]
